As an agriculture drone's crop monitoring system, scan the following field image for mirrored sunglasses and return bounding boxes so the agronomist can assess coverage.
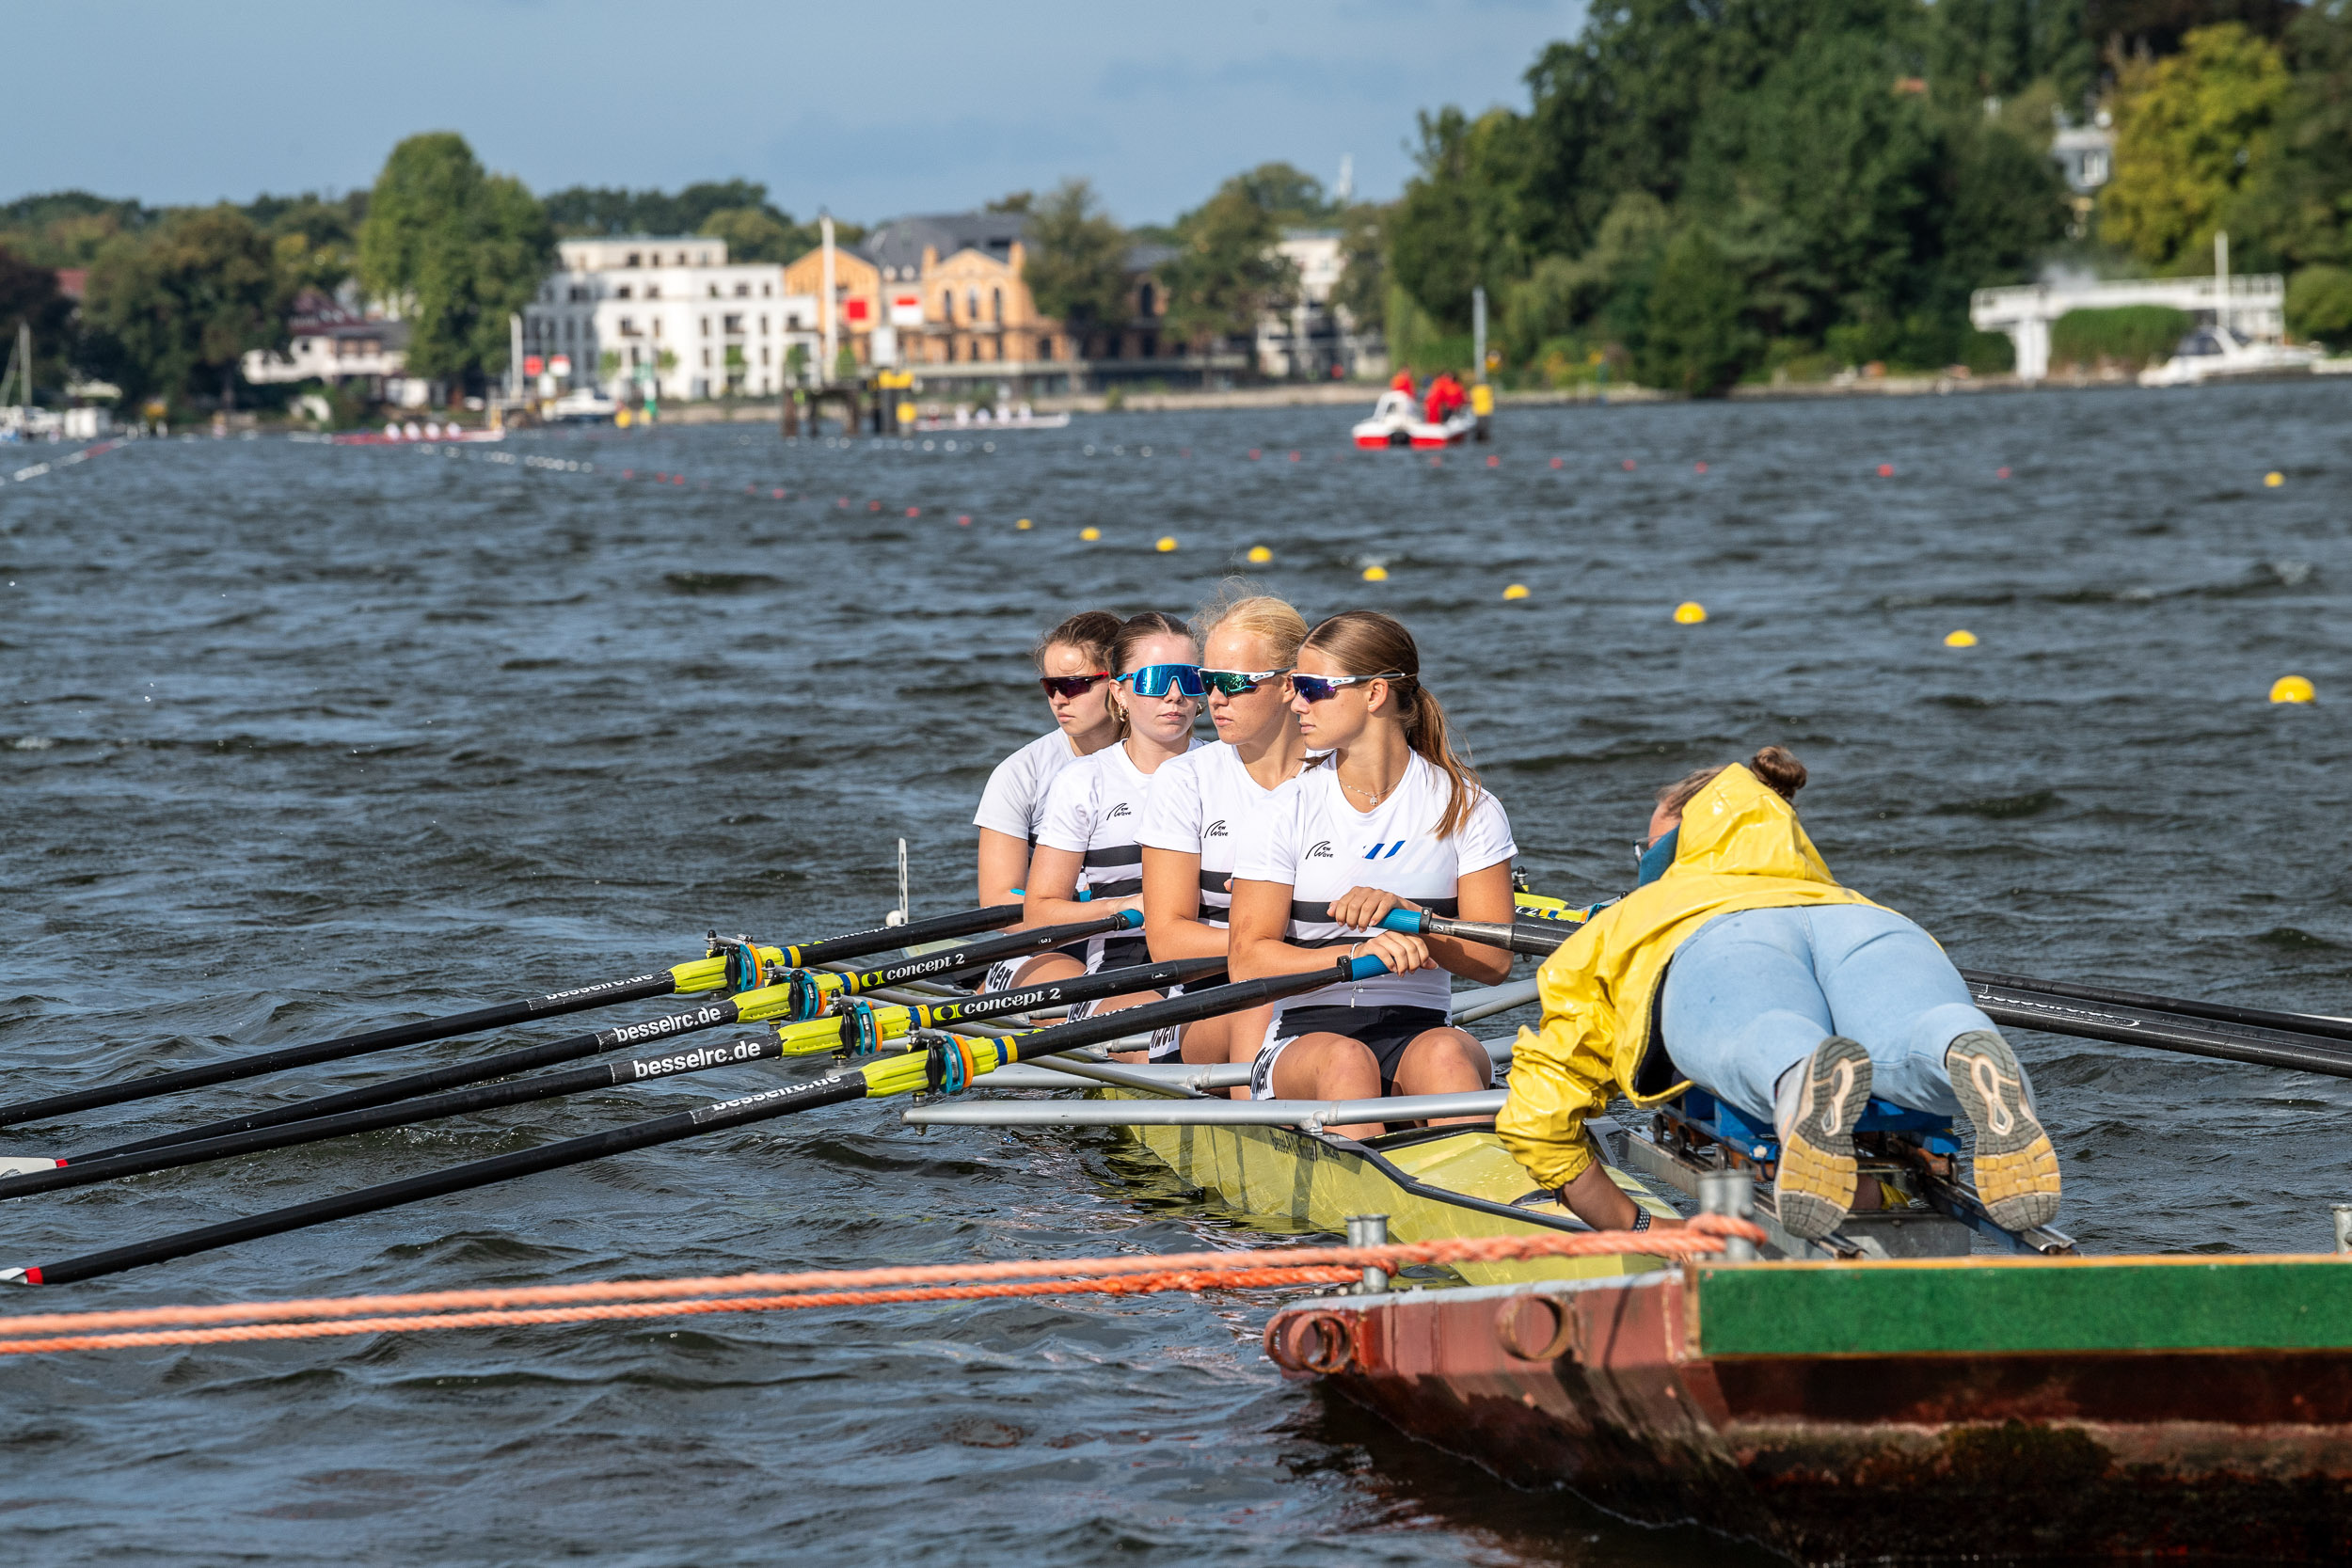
[1199,667,1290,696]
[1291,671,1408,703]
[1117,663,1206,699]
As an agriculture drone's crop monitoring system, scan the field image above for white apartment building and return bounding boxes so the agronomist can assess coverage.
[522,235,823,401]
[1255,229,1383,381]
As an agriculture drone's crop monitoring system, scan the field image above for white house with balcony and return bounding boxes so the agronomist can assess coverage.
[1254,229,1383,380]
[1972,272,2285,381]
[522,235,822,401]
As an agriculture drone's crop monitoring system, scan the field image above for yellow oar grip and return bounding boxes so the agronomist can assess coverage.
[668,946,786,994]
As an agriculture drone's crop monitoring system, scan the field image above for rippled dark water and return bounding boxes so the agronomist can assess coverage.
[2,386,2347,1565]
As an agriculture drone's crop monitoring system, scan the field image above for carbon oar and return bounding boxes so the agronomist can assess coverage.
[1960,968,2352,1047]
[1379,909,1573,958]
[4,957,1228,1199]
[1968,979,2352,1080]
[2,956,1379,1285]
[70,911,1139,1165]
[787,910,1141,1011]
[0,902,1023,1132]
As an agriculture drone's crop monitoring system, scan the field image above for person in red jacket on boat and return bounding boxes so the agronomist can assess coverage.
[1423,371,1466,426]
[1389,367,1416,401]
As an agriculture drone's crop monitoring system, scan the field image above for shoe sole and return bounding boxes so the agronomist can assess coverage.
[1947,1030,2061,1232]
[1776,1037,1871,1241]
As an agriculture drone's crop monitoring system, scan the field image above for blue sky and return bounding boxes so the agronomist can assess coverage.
[12,0,1581,225]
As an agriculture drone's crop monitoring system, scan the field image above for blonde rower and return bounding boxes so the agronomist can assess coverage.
[1138,586,1311,1080]
[1229,610,1515,1137]
[1023,613,1208,1043]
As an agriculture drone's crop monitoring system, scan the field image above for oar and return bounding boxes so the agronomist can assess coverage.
[64,911,1143,1166]
[783,910,1143,1015]
[1960,968,2352,1047]
[0,956,1229,1201]
[0,902,1023,1132]
[1,957,1382,1285]
[1378,909,1574,958]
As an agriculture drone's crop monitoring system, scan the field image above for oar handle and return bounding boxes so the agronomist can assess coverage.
[1377,909,1571,958]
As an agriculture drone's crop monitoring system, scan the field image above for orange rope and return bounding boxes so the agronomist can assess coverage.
[0,1216,1761,1355]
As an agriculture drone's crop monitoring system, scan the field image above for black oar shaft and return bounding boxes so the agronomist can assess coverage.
[76,995,752,1163]
[1963,968,2352,1047]
[1971,983,2352,1080]
[913,957,1228,1027]
[830,911,1136,992]
[0,1036,788,1201]
[784,903,1021,968]
[11,958,1365,1285]
[0,974,680,1131]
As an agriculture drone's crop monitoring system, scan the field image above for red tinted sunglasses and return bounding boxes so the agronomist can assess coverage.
[1040,673,1110,699]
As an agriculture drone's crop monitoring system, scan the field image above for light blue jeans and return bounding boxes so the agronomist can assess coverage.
[1659,904,2000,1125]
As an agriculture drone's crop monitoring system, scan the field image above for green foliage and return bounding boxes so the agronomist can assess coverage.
[246,191,369,293]
[1022,179,1130,328]
[2048,304,2195,366]
[1223,163,1338,227]
[697,206,813,263]
[1159,176,1298,346]
[0,191,154,268]
[358,133,552,384]
[546,179,767,237]
[1639,229,1760,394]
[83,206,292,405]
[1331,204,1389,329]
[2286,262,2352,342]
[2104,24,2289,268]
[1387,0,2067,388]
[0,248,76,399]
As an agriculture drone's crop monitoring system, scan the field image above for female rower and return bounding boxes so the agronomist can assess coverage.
[1024,612,1207,1044]
[1496,748,2061,1241]
[974,609,1124,910]
[1228,610,1516,1136]
[1137,587,1311,1078]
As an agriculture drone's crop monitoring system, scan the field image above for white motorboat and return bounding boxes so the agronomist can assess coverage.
[1351,388,1477,449]
[545,388,621,423]
[2138,326,2317,387]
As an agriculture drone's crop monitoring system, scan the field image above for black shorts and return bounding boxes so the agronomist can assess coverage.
[1251,1005,1454,1099]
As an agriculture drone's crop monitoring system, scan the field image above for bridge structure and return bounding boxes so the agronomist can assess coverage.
[1971,274,2284,381]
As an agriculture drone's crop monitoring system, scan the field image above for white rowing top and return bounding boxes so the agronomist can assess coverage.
[973,728,1080,844]
[1036,736,1207,967]
[1232,754,1515,1013]
[1136,741,1309,927]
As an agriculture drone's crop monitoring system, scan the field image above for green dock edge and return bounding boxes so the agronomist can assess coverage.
[1693,1256,2352,1356]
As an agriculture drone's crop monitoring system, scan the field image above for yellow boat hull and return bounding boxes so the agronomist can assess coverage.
[1100,1091,1676,1287]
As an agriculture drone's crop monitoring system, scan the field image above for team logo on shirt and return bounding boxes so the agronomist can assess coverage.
[1363,840,1407,860]
[1105,801,1133,819]
[1204,818,1227,839]
[1305,839,1334,860]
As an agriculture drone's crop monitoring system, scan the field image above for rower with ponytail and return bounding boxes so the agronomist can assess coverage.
[1226,610,1518,1138]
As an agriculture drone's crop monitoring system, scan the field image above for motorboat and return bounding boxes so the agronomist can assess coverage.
[1351,388,1477,449]
[545,388,621,423]
[2138,326,2317,387]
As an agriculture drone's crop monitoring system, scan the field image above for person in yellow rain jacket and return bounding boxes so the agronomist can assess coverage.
[1497,748,2061,1241]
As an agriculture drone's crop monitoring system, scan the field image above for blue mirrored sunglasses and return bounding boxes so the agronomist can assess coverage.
[1118,663,1206,699]
[1291,671,1408,703]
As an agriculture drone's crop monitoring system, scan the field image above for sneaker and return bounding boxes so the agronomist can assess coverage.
[1946,1029,2061,1232]
[1772,1036,1872,1240]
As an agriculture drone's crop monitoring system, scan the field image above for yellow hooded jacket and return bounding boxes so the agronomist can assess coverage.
[1495,765,1878,1190]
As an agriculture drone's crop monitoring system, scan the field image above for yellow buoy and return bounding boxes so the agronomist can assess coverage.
[1156,535,1179,553]
[1016,517,1032,531]
[1246,545,1273,563]
[1502,583,1530,600]
[1944,629,1979,648]
[1079,526,1101,542]
[2270,674,2315,704]
[1361,564,1390,582]
[1673,601,1707,625]
[2265,471,2285,487]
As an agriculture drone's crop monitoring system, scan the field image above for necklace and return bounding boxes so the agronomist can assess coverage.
[1340,772,1395,806]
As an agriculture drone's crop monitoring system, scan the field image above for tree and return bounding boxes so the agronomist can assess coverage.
[698,205,811,263]
[0,248,74,400]
[1227,162,1336,226]
[1331,204,1389,327]
[1389,106,1536,330]
[359,133,553,387]
[83,206,291,406]
[2103,24,2289,268]
[245,191,368,293]
[1159,176,1299,348]
[986,190,1035,214]
[1022,179,1130,330]
[2286,262,2352,341]
[1640,228,1759,393]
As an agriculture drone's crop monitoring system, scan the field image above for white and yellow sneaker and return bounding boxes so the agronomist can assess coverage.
[1772,1036,1872,1240]
[1947,1029,2061,1232]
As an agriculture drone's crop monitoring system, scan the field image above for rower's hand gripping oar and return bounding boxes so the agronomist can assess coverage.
[0,955,1231,1202]
[57,911,1143,1167]
[3,957,1382,1286]
[1378,908,1575,958]
[0,902,1025,1132]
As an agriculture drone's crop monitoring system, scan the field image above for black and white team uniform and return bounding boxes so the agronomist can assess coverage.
[973,729,1088,990]
[1135,740,1309,931]
[1231,755,1515,1097]
[1033,737,1206,1054]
